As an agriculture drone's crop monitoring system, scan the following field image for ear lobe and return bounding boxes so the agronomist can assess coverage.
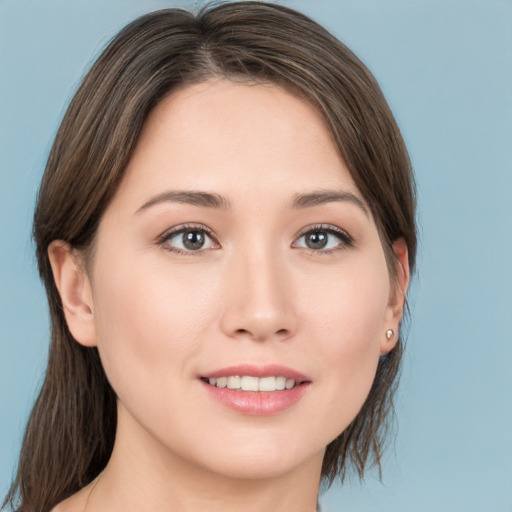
[48,240,97,347]
[380,238,410,355]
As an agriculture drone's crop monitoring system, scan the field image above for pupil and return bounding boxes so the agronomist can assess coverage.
[306,231,328,249]
[183,230,205,250]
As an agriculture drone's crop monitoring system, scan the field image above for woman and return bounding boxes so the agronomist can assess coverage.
[4,2,416,511]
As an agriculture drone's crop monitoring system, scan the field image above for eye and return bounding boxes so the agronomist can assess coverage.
[293,225,354,252]
[158,225,218,254]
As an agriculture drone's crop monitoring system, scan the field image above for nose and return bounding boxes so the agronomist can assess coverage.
[219,245,298,343]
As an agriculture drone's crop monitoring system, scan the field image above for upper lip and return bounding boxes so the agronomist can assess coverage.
[200,364,310,382]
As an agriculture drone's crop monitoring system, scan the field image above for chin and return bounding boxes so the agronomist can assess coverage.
[202,450,320,481]
[181,429,326,481]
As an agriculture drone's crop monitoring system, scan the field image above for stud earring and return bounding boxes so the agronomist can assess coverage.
[386,329,394,340]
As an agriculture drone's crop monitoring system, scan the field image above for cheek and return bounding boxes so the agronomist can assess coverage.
[302,252,389,353]
[89,255,216,402]
[297,254,390,435]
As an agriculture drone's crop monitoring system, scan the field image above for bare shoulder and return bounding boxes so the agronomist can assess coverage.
[50,485,91,512]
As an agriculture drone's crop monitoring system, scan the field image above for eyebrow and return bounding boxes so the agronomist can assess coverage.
[136,188,369,216]
[292,190,369,217]
[136,191,231,213]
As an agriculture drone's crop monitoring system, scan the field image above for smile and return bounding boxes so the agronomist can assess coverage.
[200,365,311,416]
[205,375,299,391]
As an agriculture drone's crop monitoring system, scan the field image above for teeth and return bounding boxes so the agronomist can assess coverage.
[227,376,241,389]
[207,375,298,392]
[241,376,259,391]
[258,376,276,391]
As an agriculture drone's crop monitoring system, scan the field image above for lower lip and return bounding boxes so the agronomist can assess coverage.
[200,380,310,416]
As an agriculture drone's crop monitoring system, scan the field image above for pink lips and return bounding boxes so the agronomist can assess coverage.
[200,364,311,416]
[201,364,309,382]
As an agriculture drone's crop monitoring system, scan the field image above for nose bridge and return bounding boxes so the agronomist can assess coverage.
[220,238,296,341]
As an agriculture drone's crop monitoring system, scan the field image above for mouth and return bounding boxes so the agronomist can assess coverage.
[199,365,311,415]
[200,375,306,392]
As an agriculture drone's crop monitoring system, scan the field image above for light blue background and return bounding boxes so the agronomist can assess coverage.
[1,1,511,510]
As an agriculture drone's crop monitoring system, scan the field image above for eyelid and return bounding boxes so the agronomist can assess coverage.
[156,223,220,254]
[156,222,354,255]
[292,223,355,252]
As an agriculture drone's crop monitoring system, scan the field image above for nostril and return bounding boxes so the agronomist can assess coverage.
[233,327,290,341]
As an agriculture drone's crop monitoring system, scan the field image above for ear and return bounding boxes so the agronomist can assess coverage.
[48,240,97,347]
[380,238,410,355]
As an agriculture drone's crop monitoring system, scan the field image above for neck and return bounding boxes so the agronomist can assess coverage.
[86,405,323,512]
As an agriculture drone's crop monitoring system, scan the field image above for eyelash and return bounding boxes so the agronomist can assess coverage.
[293,224,355,254]
[156,223,218,256]
[157,223,354,256]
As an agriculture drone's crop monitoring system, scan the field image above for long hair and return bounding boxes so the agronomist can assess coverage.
[4,2,416,510]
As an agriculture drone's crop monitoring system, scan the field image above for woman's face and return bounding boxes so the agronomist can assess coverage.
[71,79,405,480]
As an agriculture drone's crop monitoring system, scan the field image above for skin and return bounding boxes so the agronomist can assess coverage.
[49,79,409,512]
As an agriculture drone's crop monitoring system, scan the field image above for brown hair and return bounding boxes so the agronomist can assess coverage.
[4,2,416,510]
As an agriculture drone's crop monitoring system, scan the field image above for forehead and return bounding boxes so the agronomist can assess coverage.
[116,79,360,207]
